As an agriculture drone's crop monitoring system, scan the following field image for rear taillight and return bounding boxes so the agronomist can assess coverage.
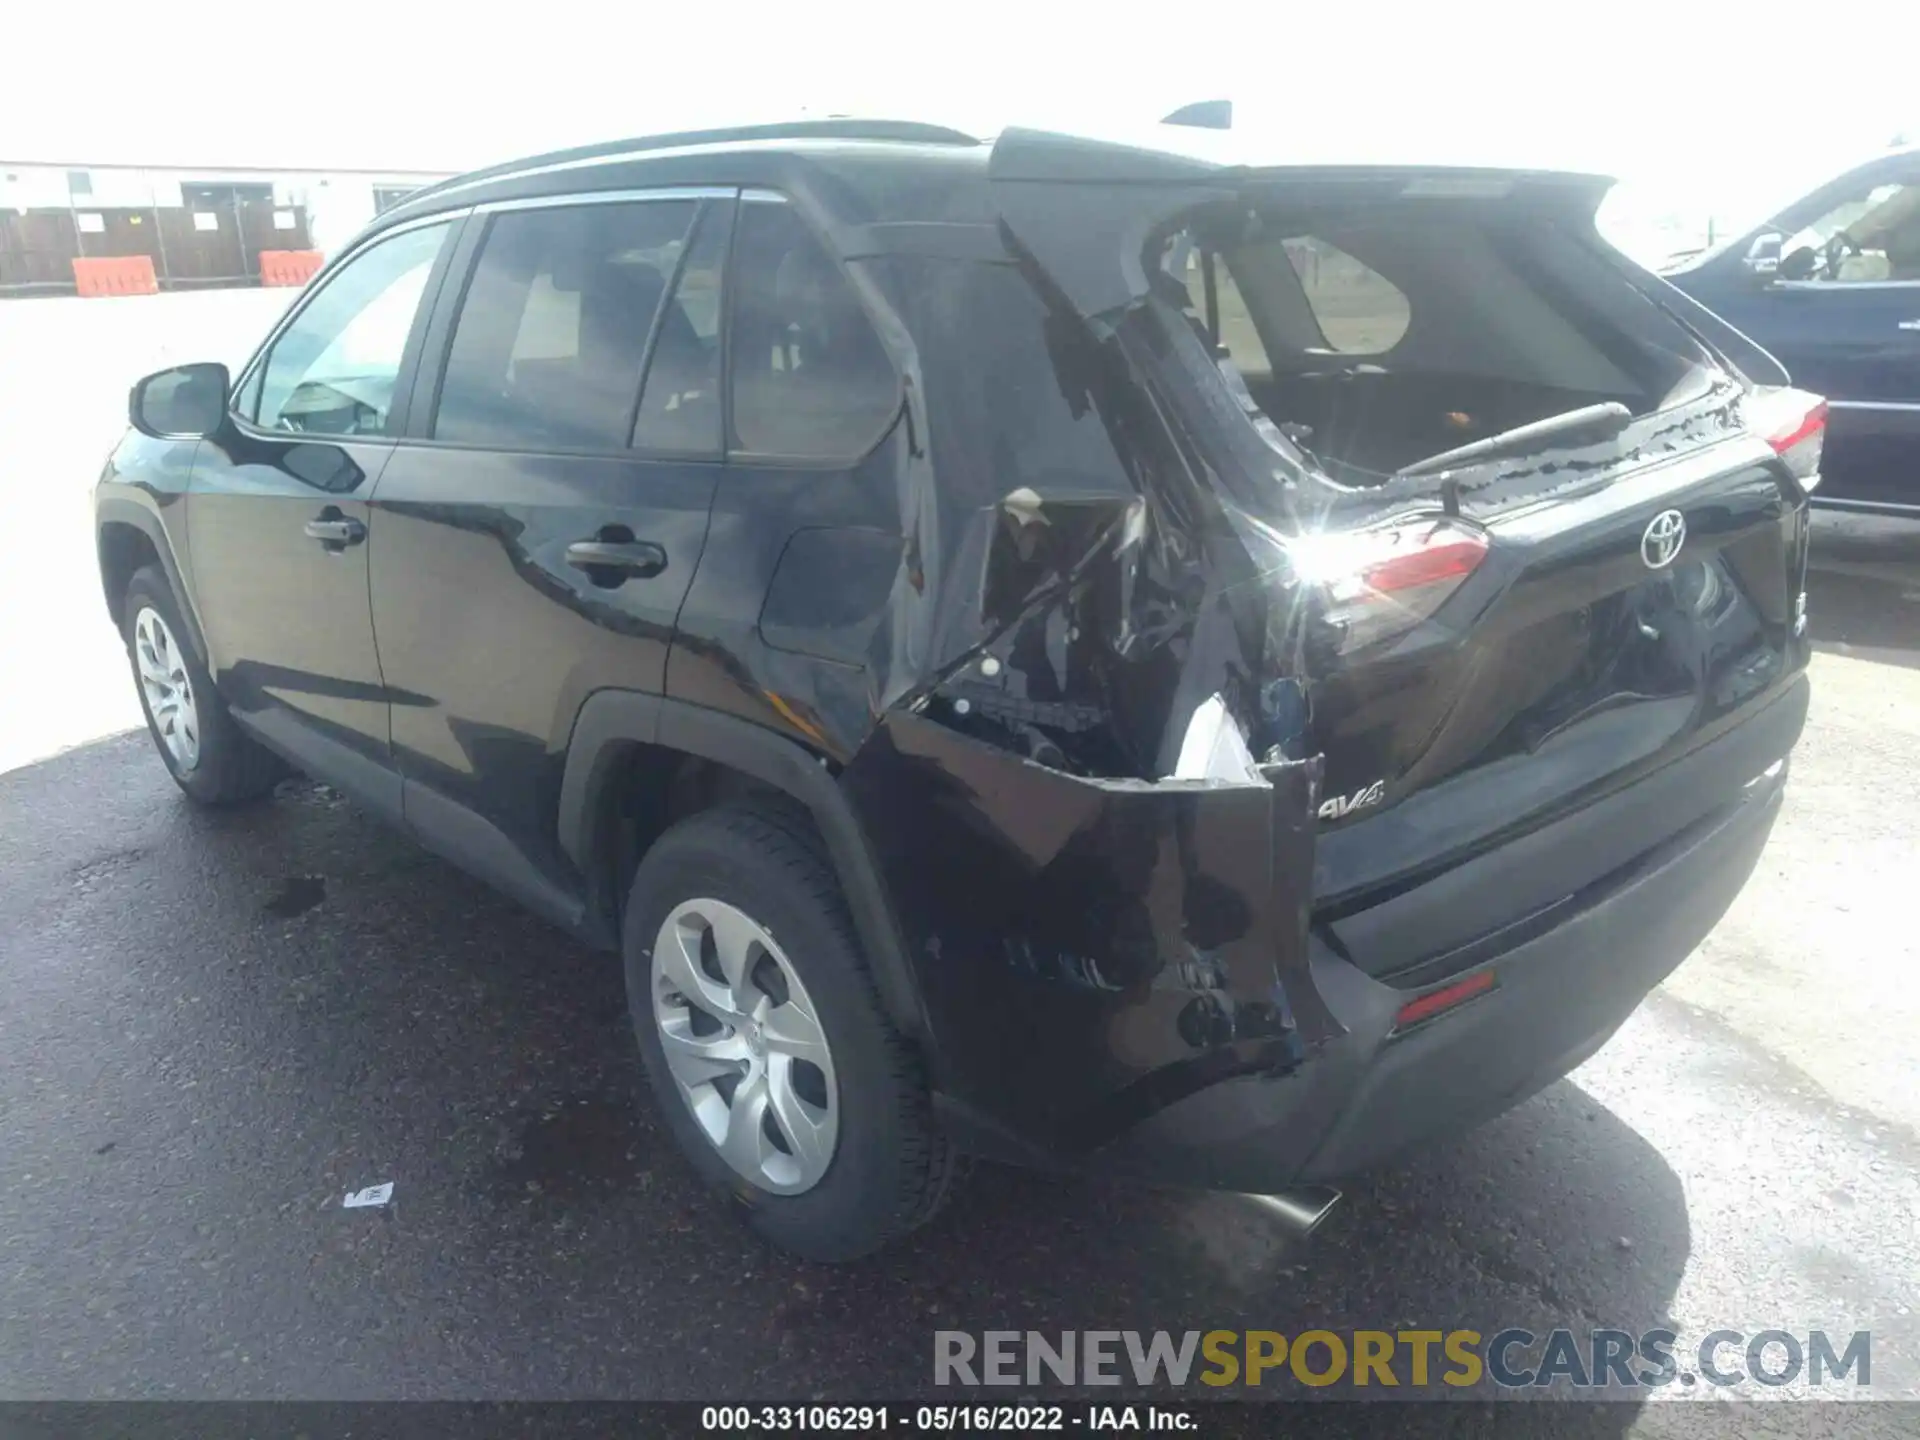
[1393,968,1497,1032]
[1289,515,1490,653]
[1750,388,1826,489]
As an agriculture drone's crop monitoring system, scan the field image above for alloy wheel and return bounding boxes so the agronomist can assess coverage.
[133,606,200,771]
[651,898,840,1195]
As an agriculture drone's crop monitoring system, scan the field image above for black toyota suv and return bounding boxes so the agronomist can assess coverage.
[97,119,1815,1261]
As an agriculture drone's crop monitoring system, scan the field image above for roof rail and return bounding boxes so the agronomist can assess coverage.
[399,119,980,208]
[655,118,982,148]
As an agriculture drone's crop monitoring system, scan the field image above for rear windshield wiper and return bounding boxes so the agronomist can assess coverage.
[1394,402,1633,480]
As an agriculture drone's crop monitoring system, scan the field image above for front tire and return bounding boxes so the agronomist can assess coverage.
[623,805,955,1261]
[122,565,283,805]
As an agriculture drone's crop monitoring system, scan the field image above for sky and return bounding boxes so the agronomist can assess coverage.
[5,0,1915,248]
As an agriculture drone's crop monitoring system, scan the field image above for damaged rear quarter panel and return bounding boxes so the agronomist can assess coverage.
[841,710,1334,1155]
[668,221,1343,1154]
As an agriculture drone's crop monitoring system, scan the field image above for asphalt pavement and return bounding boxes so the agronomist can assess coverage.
[1,294,1918,1422]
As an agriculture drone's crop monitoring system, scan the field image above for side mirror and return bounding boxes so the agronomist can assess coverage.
[129,361,231,439]
[1741,232,1784,283]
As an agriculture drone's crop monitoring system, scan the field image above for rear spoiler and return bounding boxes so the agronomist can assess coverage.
[988,126,1614,322]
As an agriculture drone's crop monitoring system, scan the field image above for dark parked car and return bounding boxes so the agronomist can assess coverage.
[97,120,1815,1260]
[1665,146,1920,516]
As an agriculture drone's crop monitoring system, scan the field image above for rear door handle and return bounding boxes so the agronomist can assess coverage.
[566,539,667,579]
[304,515,366,547]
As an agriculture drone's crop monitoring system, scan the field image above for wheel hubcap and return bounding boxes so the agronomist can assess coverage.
[133,607,200,771]
[651,899,839,1195]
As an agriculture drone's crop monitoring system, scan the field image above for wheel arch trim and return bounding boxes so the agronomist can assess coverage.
[96,495,209,661]
[558,690,931,1042]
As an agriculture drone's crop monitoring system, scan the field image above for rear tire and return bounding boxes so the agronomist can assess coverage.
[623,805,955,1261]
[122,565,284,806]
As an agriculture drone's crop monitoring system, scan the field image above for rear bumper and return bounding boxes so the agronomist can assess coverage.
[1089,756,1785,1191]
[850,677,1802,1193]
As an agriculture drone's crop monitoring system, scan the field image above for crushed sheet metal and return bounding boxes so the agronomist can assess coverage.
[856,245,1321,785]
[841,710,1333,1151]
[799,237,1342,1148]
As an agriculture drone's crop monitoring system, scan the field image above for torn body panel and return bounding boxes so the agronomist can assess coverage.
[841,710,1332,1155]
[671,134,1809,1177]
[819,258,1347,1156]
[676,242,1275,788]
[835,691,1795,1190]
[845,249,1292,784]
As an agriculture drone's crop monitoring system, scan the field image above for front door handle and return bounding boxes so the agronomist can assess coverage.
[304,514,366,547]
[566,539,667,580]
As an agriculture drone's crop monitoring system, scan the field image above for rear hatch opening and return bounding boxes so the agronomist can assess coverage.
[909,136,1810,927]
[1152,184,1748,518]
[1117,180,1813,919]
[850,130,1815,1102]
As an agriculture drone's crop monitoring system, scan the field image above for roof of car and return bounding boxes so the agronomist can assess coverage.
[377,120,995,233]
[373,117,1620,242]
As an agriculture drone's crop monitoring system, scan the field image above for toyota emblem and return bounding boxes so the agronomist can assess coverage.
[1641,509,1686,569]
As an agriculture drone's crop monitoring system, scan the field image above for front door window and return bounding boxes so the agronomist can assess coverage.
[251,221,453,436]
[1781,179,1920,283]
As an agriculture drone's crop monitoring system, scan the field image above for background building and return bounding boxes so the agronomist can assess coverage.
[0,160,450,296]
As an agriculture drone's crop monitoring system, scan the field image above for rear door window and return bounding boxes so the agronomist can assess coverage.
[631,200,733,455]
[727,197,900,460]
[433,200,698,450]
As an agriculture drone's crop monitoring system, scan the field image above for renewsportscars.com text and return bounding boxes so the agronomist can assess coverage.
[934,1328,1871,1391]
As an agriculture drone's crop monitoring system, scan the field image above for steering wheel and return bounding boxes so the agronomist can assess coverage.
[1823,231,1859,279]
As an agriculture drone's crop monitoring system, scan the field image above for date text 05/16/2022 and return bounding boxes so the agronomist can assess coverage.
[700,1405,1195,1431]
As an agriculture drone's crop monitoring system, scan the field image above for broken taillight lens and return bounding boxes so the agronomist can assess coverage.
[1750,387,1826,489]
[1290,516,1490,653]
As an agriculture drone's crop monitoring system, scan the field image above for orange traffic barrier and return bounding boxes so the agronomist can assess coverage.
[259,249,324,287]
[72,256,159,297]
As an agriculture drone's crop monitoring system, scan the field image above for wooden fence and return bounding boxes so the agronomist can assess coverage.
[0,198,316,296]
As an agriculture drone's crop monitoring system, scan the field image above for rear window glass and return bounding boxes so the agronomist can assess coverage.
[1166,210,1694,401]
[1283,238,1411,353]
[1155,202,1717,485]
[728,199,900,460]
[1180,234,1410,366]
[870,255,1135,510]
